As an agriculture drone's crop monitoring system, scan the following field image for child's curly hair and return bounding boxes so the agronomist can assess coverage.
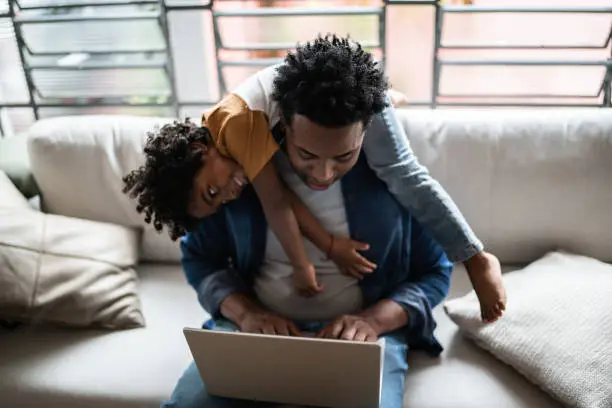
[123,119,213,240]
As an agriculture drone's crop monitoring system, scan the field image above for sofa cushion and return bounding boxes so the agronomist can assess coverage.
[402,264,561,408]
[0,264,205,408]
[398,108,612,264]
[0,206,144,329]
[444,252,612,408]
[26,115,180,263]
[0,264,562,408]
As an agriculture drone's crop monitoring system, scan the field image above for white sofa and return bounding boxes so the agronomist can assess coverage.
[2,108,611,408]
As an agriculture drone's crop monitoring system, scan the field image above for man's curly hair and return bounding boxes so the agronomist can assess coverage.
[123,119,212,241]
[272,34,389,128]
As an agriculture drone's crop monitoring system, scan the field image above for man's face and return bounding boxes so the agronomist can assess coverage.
[284,114,364,190]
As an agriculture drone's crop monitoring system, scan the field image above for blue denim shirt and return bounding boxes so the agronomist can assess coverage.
[180,149,453,356]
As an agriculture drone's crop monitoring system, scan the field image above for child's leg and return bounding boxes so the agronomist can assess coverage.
[362,97,506,322]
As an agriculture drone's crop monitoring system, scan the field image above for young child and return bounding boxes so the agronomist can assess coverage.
[124,35,506,322]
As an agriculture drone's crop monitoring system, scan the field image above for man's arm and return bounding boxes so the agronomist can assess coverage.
[358,299,409,336]
[318,219,451,342]
[182,210,302,336]
[360,219,452,337]
[181,215,248,317]
[382,219,452,335]
[219,293,263,326]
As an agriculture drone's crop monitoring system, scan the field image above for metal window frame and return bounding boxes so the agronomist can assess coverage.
[2,0,179,121]
[432,4,612,107]
[2,0,612,137]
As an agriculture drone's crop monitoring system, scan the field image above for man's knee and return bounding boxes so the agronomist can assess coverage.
[162,321,240,408]
[162,362,213,408]
[379,332,409,408]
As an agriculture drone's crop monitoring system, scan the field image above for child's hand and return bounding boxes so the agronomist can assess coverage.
[293,263,324,297]
[328,236,377,280]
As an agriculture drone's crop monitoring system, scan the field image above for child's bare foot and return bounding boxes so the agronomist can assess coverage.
[293,264,324,297]
[388,89,409,107]
[464,251,507,323]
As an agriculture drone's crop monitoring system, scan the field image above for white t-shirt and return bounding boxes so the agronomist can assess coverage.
[254,154,363,321]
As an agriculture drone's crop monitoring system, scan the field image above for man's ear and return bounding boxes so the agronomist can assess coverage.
[281,117,294,138]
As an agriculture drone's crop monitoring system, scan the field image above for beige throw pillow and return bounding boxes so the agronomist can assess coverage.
[444,252,612,408]
[0,179,144,328]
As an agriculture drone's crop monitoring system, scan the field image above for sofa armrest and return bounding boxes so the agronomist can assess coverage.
[0,134,39,199]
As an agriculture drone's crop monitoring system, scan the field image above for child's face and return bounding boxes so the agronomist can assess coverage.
[187,145,247,218]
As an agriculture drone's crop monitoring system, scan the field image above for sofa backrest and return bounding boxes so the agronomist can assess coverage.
[397,108,612,264]
[27,115,180,263]
[26,110,612,264]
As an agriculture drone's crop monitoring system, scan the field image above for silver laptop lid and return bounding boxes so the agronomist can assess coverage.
[184,327,384,408]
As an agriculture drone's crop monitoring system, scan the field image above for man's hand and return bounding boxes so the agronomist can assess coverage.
[328,236,377,280]
[239,308,302,337]
[316,315,379,342]
[317,299,410,342]
[221,293,301,336]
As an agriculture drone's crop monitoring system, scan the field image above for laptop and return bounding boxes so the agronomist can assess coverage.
[183,327,385,408]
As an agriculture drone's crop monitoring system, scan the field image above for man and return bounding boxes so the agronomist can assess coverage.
[162,136,452,408]
[157,39,454,407]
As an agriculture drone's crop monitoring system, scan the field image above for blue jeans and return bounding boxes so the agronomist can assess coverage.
[363,100,483,262]
[162,319,409,408]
